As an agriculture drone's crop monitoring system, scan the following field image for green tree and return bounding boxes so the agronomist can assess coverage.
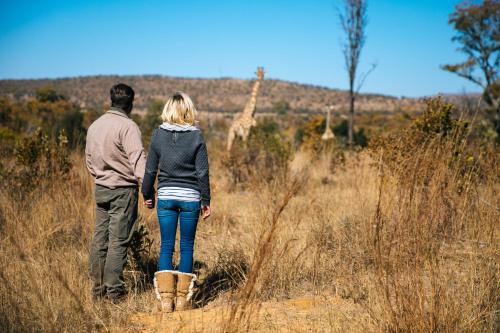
[58,108,85,146]
[141,99,164,146]
[35,86,64,103]
[442,0,499,136]
[83,108,102,129]
[29,89,85,147]
[272,100,290,115]
[333,120,368,147]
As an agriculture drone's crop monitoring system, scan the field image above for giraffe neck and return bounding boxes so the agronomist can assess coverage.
[326,108,331,127]
[242,78,262,118]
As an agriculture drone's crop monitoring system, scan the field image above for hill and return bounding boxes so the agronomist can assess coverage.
[0,75,424,114]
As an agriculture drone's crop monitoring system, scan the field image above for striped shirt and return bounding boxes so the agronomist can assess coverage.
[158,186,201,202]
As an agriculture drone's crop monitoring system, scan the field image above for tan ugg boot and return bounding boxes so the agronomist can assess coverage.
[154,271,176,313]
[175,272,197,311]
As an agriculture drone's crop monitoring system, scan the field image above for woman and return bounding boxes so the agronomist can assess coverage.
[142,92,211,312]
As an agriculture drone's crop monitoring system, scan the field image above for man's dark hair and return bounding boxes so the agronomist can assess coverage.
[110,83,135,110]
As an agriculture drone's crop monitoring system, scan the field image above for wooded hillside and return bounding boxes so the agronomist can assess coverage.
[0,75,424,113]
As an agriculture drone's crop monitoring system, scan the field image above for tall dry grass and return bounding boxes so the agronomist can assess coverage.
[0,99,498,332]
[0,156,96,332]
[216,99,499,332]
[364,102,499,332]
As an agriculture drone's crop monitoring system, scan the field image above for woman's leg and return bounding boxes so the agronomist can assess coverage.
[156,200,179,271]
[178,201,201,273]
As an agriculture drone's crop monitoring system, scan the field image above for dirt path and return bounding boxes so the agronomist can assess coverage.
[124,295,369,332]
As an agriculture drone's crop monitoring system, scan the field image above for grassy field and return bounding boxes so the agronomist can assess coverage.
[0,99,498,332]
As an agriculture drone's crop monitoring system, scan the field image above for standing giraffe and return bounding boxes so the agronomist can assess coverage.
[226,67,265,152]
[322,106,335,141]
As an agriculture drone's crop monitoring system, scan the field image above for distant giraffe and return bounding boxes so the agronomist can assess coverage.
[322,106,335,141]
[226,67,265,152]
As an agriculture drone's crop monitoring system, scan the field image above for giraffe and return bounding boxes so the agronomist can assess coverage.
[321,106,335,141]
[226,67,265,152]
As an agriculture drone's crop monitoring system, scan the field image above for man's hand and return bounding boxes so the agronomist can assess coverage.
[201,205,211,219]
[144,199,154,209]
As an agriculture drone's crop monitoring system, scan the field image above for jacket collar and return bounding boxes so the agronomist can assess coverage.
[160,123,199,132]
[107,107,130,118]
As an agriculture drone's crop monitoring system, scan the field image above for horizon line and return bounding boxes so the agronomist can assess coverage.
[0,73,483,100]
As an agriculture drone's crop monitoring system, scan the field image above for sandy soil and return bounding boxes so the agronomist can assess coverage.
[124,294,371,332]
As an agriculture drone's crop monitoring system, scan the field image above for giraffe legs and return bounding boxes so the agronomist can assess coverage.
[241,128,250,142]
[227,128,236,152]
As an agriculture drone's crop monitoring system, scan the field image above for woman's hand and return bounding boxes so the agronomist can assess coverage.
[144,199,154,209]
[201,205,211,219]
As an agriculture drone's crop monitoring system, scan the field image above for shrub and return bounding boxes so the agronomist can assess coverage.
[272,100,290,115]
[298,115,325,152]
[125,223,156,293]
[0,92,86,149]
[58,108,85,146]
[332,120,368,147]
[224,118,292,188]
[0,127,18,158]
[370,98,473,184]
[2,129,71,201]
[35,86,65,103]
[82,108,102,129]
[0,97,29,133]
[194,246,250,307]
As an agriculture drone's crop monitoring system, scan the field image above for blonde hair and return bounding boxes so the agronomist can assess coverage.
[161,91,197,125]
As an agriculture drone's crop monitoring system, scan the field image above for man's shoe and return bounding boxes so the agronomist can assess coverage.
[91,287,107,302]
[105,293,127,304]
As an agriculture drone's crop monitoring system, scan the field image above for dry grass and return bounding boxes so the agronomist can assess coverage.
[0,110,498,332]
[366,134,499,332]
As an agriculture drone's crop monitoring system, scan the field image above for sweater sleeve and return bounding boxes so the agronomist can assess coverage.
[141,129,160,200]
[122,122,146,185]
[84,142,96,178]
[195,132,211,206]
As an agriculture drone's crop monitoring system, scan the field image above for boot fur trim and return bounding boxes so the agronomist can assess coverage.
[153,270,178,301]
[153,270,197,301]
[176,272,197,301]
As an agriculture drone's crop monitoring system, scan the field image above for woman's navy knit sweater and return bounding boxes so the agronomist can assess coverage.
[141,127,210,206]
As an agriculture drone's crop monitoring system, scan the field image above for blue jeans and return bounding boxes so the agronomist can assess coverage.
[157,199,200,273]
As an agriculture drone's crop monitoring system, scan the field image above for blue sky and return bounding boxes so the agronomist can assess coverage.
[0,0,482,97]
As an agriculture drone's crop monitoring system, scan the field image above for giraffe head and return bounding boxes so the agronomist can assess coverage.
[256,67,265,81]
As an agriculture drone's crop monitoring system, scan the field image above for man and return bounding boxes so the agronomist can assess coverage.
[85,83,146,301]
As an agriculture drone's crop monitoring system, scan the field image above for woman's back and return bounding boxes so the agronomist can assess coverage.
[142,124,210,206]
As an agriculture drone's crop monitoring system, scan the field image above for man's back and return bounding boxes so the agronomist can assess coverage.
[88,83,145,301]
[86,108,146,188]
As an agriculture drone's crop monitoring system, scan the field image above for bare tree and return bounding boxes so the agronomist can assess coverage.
[339,0,371,146]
